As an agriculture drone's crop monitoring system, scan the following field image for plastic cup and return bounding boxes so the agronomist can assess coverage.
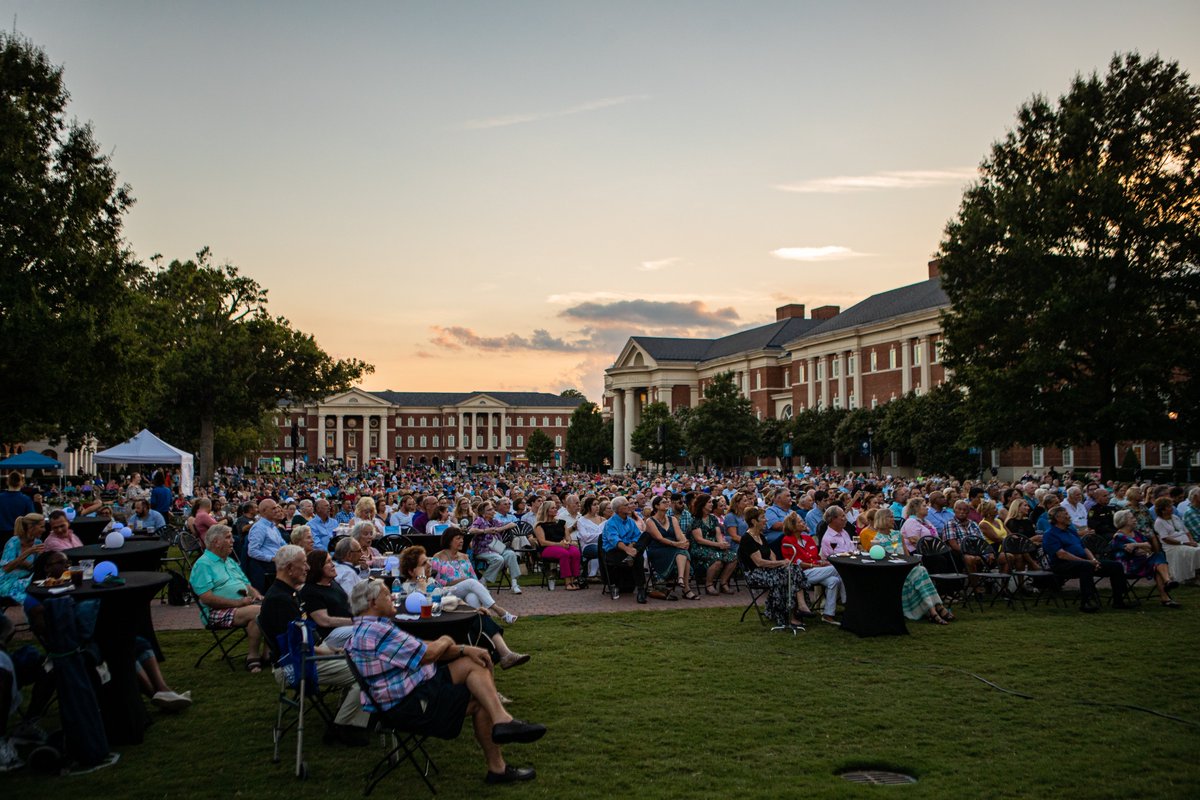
[70,568,84,588]
[420,601,432,619]
[80,559,95,579]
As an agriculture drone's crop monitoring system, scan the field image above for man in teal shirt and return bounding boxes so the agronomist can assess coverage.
[190,524,267,670]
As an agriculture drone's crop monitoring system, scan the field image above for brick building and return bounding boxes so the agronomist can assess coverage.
[259,389,584,471]
[604,262,1185,479]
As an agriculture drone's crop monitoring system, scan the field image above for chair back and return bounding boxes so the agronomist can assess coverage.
[1003,532,1034,556]
[510,520,534,545]
[915,536,949,558]
[380,534,406,554]
[1080,532,1104,556]
[961,536,988,559]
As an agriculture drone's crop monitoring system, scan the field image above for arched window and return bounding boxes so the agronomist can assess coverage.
[407,416,414,427]
[447,434,455,447]
[542,416,549,427]
[419,435,427,448]
[555,435,562,447]
[406,435,414,447]
[781,404,793,420]
[419,417,426,427]
[432,435,439,447]
[870,350,878,371]
[888,348,897,370]
[555,417,562,427]
[506,435,512,447]
[447,415,455,425]
[517,435,524,447]
[517,416,524,426]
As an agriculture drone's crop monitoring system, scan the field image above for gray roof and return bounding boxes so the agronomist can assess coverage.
[631,317,822,364]
[369,391,585,408]
[805,277,948,338]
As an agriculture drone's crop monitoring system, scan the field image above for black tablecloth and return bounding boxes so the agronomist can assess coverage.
[66,539,169,573]
[69,517,111,544]
[394,610,476,642]
[28,571,171,745]
[829,554,919,637]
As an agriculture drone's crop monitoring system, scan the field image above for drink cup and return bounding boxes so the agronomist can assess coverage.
[420,600,432,619]
[81,559,95,579]
[70,568,84,588]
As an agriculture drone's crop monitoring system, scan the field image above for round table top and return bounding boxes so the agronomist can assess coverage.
[828,553,920,569]
[27,570,170,602]
[394,609,477,638]
[65,539,170,561]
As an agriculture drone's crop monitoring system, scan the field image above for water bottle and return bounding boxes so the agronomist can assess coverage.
[431,587,443,617]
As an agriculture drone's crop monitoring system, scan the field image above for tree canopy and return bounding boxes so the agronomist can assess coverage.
[564,401,610,470]
[938,52,1200,479]
[686,372,758,467]
[524,428,554,466]
[0,32,150,447]
[629,401,680,469]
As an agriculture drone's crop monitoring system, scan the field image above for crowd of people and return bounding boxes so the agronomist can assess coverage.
[1,461,1198,778]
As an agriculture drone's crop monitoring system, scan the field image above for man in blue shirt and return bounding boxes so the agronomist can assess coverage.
[247,499,288,590]
[308,498,340,551]
[150,474,173,518]
[602,496,650,604]
[1042,506,1130,612]
[804,491,830,536]
[764,489,792,556]
[128,499,167,533]
[925,491,955,536]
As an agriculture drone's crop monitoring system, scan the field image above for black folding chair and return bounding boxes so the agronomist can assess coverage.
[1003,533,1063,608]
[916,537,979,611]
[962,537,1022,610]
[740,575,771,625]
[193,608,249,671]
[379,534,407,554]
[345,656,444,796]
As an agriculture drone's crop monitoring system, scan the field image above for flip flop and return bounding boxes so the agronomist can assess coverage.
[244,658,263,674]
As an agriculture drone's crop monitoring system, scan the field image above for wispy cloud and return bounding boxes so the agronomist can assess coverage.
[562,299,739,328]
[775,168,977,194]
[639,257,681,272]
[430,326,591,353]
[771,246,868,262]
[459,94,650,130]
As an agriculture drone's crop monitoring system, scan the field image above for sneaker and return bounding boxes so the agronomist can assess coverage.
[0,739,24,773]
[484,765,536,784]
[502,612,518,624]
[499,652,530,670]
[510,584,523,595]
[152,691,193,712]
[611,589,620,600]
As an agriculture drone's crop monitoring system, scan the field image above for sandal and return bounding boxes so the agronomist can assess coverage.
[564,583,580,591]
[704,583,720,596]
[929,614,949,625]
[940,609,957,622]
[719,583,733,594]
[245,658,263,674]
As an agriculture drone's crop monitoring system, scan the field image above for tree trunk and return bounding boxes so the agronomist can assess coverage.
[199,413,215,487]
[1098,435,1116,484]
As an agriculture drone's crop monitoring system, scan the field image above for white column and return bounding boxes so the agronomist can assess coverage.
[611,390,625,471]
[689,386,699,407]
[317,412,326,459]
[902,338,913,393]
[820,356,831,409]
[487,413,494,456]
[335,414,345,459]
[853,349,863,409]
[623,390,637,470]
[458,412,465,452]
[500,412,507,458]
[919,336,932,392]
[807,357,816,408]
[837,352,848,409]
[362,415,370,465]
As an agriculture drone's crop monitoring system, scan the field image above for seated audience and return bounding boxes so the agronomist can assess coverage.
[471,502,523,594]
[430,528,519,623]
[533,500,582,590]
[865,508,955,624]
[1043,506,1131,612]
[1109,509,1179,607]
[300,548,355,650]
[40,511,82,553]
[644,495,698,600]
[0,514,44,604]
[1153,497,1200,584]
[601,496,650,603]
[779,512,840,624]
[738,508,810,628]
[190,524,268,672]
[686,493,738,596]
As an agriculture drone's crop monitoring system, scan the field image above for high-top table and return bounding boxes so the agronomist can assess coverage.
[66,539,169,574]
[828,554,920,637]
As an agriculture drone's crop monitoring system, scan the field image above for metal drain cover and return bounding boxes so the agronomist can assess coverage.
[839,770,917,785]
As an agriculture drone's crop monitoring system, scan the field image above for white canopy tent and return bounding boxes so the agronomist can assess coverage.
[93,429,195,496]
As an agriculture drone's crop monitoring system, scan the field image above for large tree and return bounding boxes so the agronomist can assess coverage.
[564,401,610,470]
[0,32,152,447]
[629,401,679,470]
[938,53,1200,480]
[524,428,554,466]
[144,250,372,480]
[687,372,758,467]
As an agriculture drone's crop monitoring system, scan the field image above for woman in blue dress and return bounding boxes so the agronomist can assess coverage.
[1110,509,1179,608]
[0,514,44,604]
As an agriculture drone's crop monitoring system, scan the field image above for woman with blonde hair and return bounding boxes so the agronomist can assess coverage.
[0,513,44,603]
[866,508,954,624]
[356,495,385,537]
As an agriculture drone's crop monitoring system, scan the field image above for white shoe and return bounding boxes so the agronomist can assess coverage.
[152,690,193,711]
[0,739,23,773]
[510,584,522,595]
[502,612,518,624]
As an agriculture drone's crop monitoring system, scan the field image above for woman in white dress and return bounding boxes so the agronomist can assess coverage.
[1153,497,1200,583]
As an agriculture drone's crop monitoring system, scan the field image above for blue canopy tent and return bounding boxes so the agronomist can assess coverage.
[0,451,63,470]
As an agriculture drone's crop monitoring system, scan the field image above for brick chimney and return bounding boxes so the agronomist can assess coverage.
[811,305,840,321]
[928,259,941,279]
[775,303,805,320]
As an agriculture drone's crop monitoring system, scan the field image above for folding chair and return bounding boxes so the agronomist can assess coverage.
[262,618,341,779]
[193,611,249,670]
[1081,532,1132,607]
[740,576,771,625]
[916,537,980,611]
[345,656,442,796]
[1003,533,1063,608]
[962,537,1023,610]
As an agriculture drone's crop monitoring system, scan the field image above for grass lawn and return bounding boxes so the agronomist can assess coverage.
[5,588,1200,799]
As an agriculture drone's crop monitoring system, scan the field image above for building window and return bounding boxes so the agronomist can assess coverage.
[555,417,562,427]
[848,393,857,410]
[932,340,942,363]
[447,415,455,425]
[913,342,922,366]
[799,364,806,383]
[447,434,455,447]
[1160,443,1173,467]
[783,369,790,389]
[888,348,897,370]
[506,435,512,447]
[991,449,1000,468]
[517,435,524,447]
[1031,446,1044,468]
[406,416,414,427]
[870,350,878,372]
[476,434,484,448]
[1062,447,1074,468]
[542,416,549,427]
[816,361,825,381]
[755,372,762,390]
[369,433,378,449]
[1191,450,1200,467]
[492,435,499,448]
[432,435,439,448]
[283,435,292,448]
[781,404,793,421]
[555,435,562,447]
[417,417,424,427]
[348,433,357,448]
[832,358,840,379]
[848,355,856,376]
[833,395,842,409]
[889,451,898,468]
[419,435,427,448]
[406,435,414,448]
[393,435,401,448]
[517,416,524,426]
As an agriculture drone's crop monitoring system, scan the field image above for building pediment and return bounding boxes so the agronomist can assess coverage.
[609,339,652,371]
[321,388,393,409]
[456,393,506,408]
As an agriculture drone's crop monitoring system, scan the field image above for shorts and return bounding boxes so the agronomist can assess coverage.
[207,607,237,629]
[380,665,469,740]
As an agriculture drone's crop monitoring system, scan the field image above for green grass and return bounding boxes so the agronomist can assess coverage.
[6,589,1200,799]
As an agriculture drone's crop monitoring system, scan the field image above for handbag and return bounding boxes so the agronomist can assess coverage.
[487,537,507,554]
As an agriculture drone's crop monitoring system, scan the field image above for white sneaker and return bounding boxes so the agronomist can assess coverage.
[511,584,522,595]
[0,739,23,773]
[502,612,518,624]
[152,690,193,711]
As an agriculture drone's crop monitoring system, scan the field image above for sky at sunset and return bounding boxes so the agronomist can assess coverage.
[7,1,1200,401]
